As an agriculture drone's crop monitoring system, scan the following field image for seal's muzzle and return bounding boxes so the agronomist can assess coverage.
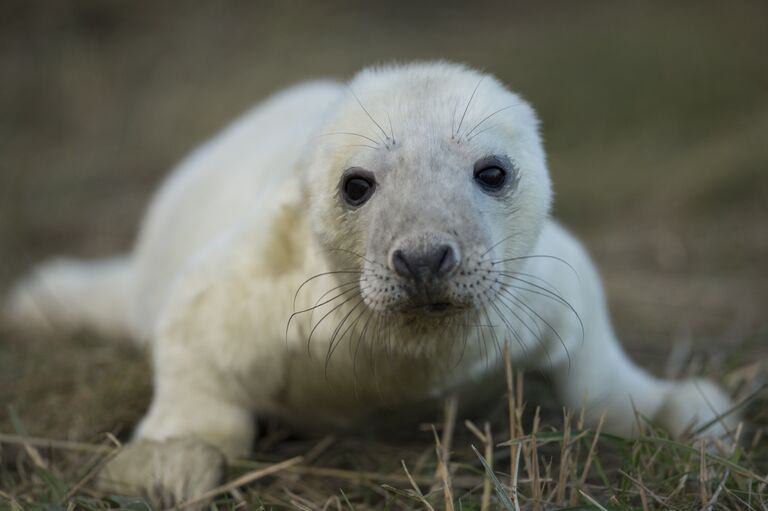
[387,233,462,311]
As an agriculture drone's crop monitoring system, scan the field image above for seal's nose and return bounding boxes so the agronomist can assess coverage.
[390,244,459,281]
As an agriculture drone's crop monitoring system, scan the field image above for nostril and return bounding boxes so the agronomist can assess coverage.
[391,249,413,278]
[434,245,458,276]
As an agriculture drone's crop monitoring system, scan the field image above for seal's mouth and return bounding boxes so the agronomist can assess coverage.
[401,301,464,317]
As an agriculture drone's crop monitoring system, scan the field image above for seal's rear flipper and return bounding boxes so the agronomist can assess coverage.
[2,255,138,343]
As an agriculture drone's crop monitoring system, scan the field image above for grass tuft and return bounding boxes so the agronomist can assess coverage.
[1,356,766,510]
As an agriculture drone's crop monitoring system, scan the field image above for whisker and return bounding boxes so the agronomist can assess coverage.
[308,282,365,327]
[500,287,572,369]
[491,288,543,341]
[496,273,569,305]
[305,291,364,357]
[286,282,361,342]
[499,272,580,317]
[493,291,551,369]
[348,86,391,143]
[451,99,459,139]
[484,290,531,363]
[316,131,381,146]
[386,112,395,144]
[327,247,381,267]
[325,298,368,377]
[330,298,369,357]
[369,312,389,404]
[452,310,471,369]
[331,289,379,358]
[292,270,363,309]
[436,315,455,372]
[491,254,580,281]
[463,103,520,139]
[488,303,520,366]
[480,306,503,361]
[481,232,521,258]
[472,309,490,371]
[384,311,397,373]
[454,76,484,139]
[373,311,399,405]
[432,315,457,372]
[351,309,378,397]
[483,302,506,359]
[311,280,361,309]
[485,268,562,295]
[348,303,372,358]
[466,123,500,142]
[343,143,380,151]
[495,274,585,342]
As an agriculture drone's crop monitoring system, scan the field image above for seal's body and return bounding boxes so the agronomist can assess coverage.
[4,62,735,503]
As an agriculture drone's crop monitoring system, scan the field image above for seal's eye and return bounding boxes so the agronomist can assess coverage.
[341,168,376,207]
[473,155,515,193]
[475,167,506,189]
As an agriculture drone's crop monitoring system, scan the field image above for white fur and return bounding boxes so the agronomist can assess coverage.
[4,256,134,339]
[3,62,736,502]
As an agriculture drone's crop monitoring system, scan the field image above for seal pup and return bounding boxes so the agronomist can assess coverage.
[3,61,736,503]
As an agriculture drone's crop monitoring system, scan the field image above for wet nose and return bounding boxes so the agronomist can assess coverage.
[390,244,459,281]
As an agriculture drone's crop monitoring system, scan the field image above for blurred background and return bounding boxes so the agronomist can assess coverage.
[0,0,766,438]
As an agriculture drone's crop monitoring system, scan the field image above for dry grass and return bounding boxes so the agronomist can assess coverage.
[1,359,766,510]
[1,1,767,509]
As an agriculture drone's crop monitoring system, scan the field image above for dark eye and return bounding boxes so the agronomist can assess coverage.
[475,167,506,189]
[341,168,376,207]
[473,155,515,193]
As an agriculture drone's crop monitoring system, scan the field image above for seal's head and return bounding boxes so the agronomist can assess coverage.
[306,62,551,319]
